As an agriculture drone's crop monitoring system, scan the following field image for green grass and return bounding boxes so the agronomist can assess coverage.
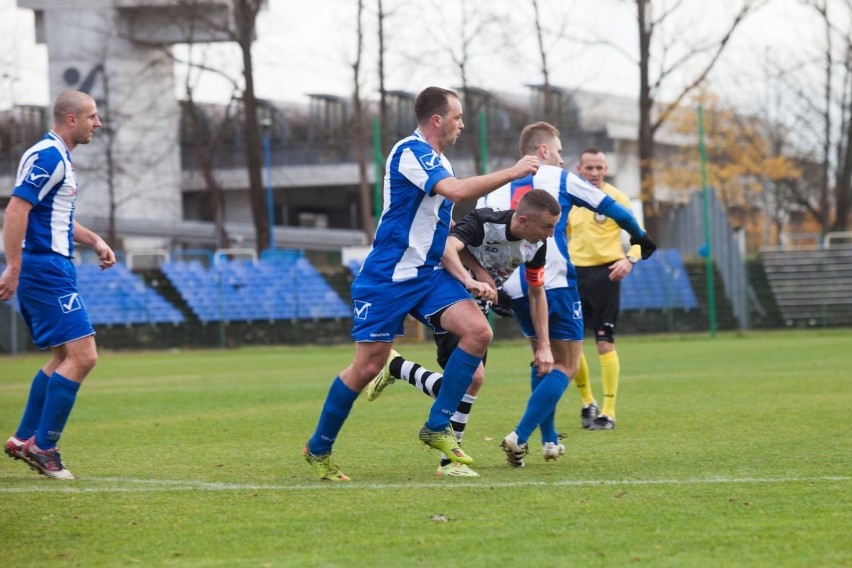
[1,329,850,567]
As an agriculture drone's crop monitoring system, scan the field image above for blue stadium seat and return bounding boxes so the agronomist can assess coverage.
[0,261,170,327]
[621,249,698,311]
[76,263,185,326]
[162,254,349,322]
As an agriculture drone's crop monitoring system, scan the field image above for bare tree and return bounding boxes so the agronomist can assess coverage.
[352,0,375,242]
[426,0,502,175]
[633,0,765,231]
[377,0,389,156]
[530,0,553,120]
[233,0,270,251]
[768,0,852,233]
[76,56,178,250]
[165,0,270,251]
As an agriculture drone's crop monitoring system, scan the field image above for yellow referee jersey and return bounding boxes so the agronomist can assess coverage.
[567,182,643,267]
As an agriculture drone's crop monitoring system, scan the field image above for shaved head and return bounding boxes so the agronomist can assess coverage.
[51,90,101,149]
[53,90,95,124]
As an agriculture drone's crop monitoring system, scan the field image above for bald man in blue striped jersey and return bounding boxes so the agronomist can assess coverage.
[2,90,115,480]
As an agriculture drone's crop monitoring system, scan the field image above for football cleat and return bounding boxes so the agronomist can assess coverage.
[22,437,74,480]
[303,445,350,481]
[581,403,600,429]
[436,462,480,477]
[419,425,473,465]
[365,349,401,401]
[500,431,528,468]
[4,435,28,462]
[542,441,565,461]
[589,415,616,430]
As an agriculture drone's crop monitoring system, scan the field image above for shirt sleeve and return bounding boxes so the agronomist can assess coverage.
[12,147,64,206]
[598,200,645,239]
[450,208,489,247]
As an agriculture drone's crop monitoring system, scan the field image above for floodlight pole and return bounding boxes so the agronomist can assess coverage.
[697,105,717,337]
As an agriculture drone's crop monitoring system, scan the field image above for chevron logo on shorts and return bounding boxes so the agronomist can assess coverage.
[573,301,583,319]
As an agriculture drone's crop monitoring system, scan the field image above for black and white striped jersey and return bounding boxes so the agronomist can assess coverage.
[449,207,547,288]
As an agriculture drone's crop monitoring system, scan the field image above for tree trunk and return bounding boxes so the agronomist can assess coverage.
[235,0,269,252]
[636,0,658,232]
[353,0,375,242]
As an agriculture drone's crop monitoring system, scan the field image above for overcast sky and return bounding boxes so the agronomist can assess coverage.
[0,0,826,115]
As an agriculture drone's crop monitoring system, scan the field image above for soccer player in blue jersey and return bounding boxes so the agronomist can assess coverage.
[480,122,656,467]
[364,189,561,478]
[1,90,115,480]
[303,86,540,481]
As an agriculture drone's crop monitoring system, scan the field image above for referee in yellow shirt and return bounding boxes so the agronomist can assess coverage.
[567,148,643,430]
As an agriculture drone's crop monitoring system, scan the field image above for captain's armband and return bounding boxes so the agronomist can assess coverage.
[525,266,545,287]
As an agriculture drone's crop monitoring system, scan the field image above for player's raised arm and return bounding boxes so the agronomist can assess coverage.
[433,155,539,203]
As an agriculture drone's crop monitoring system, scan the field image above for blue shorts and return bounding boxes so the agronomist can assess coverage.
[350,269,472,342]
[512,286,584,341]
[17,253,95,349]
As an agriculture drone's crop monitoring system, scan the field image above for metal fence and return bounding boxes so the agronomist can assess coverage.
[662,188,750,329]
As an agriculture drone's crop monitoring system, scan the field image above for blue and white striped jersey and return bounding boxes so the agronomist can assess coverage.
[480,164,617,297]
[359,129,455,282]
[12,131,78,257]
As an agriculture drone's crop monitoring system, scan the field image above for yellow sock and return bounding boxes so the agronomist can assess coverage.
[573,352,596,406]
[600,350,620,418]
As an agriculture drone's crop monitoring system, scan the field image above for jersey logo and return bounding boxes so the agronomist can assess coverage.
[419,151,442,170]
[58,293,82,313]
[25,165,51,189]
[353,300,371,320]
[594,213,607,223]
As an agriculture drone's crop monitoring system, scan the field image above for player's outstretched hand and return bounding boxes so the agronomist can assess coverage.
[630,233,657,260]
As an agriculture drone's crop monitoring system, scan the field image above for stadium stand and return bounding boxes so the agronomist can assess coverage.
[0,261,184,326]
[76,263,185,326]
[760,245,852,326]
[161,250,350,323]
[621,248,699,311]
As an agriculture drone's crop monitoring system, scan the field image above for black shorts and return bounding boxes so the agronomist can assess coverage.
[433,331,488,370]
[576,264,621,343]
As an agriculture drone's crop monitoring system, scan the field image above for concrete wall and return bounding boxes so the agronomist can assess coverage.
[17,0,230,249]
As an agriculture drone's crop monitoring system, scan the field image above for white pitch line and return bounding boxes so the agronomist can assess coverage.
[0,475,848,494]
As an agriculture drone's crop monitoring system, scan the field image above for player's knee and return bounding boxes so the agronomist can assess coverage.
[563,361,580,379]
[595,323,615,344]
[469,322,493,350]
[74,351,98,376]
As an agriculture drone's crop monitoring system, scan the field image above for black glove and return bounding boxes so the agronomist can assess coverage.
[630,233,657,260]
[491,302,515,319]
[491,288,516,318]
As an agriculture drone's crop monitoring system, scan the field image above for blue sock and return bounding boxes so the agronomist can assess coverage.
[426,347,480,431]
[308,377,359,455]
[530,367,559,445]
[515,369,569,445]
[35,372,81,450]
[16,369,50,440]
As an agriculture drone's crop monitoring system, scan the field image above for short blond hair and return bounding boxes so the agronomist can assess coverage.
[518,122,560,156]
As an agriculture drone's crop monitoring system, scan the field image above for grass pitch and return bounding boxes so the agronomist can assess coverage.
[1,329,850,567]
